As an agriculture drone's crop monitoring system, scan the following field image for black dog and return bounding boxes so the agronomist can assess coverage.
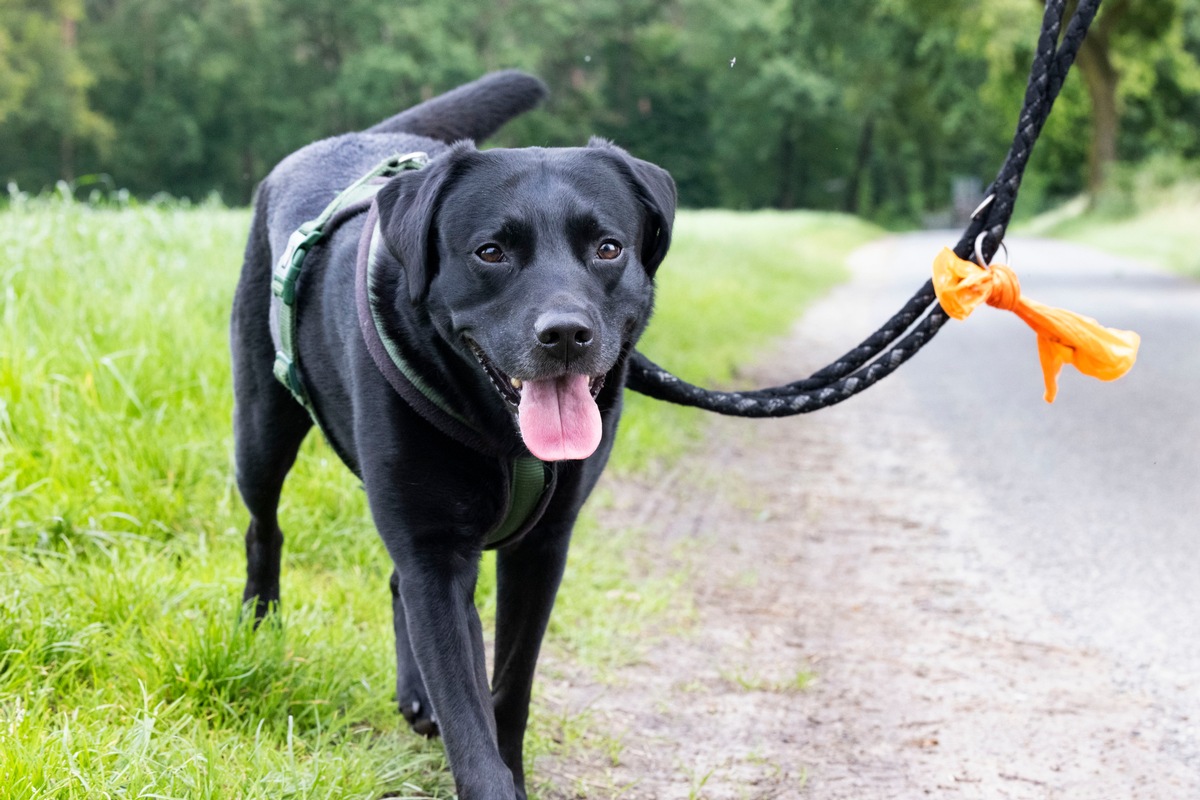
[230,71,675,799]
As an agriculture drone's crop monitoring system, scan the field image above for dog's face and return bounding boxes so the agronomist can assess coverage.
[376,139,676,462]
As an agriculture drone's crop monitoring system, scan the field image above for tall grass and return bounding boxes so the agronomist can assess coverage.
[0,196,877,798]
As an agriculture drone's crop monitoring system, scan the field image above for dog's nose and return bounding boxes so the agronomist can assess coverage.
[535,311,594,359]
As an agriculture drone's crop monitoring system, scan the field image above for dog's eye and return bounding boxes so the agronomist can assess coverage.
[475,244,506,264]
[596,240,623,261]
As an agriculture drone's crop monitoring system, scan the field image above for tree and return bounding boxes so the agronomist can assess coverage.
[2,0,1196,214]
[0,0,111,185]
[0,9,31,124]
[680,0,1009,220]
[1118,0,1200,163]
[1057,0,1179,195]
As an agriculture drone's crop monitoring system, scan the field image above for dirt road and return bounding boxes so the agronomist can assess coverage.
[536,234,1200,799]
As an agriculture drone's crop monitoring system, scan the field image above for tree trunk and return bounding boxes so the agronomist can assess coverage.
[241,148,257,205]
[774,0,806,210]
[1057,0,1128,201]
[844,116,874,214]
[1075,34,1119,199]
[775,119,797,209]
[60,14,77,182]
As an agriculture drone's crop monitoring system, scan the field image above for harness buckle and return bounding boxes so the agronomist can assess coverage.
[273,351,304,398]
[386,151,430,174]
[271,226,322,304]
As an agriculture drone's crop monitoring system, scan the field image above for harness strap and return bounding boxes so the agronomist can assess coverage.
[271,151,554,548]
[271,151,429,414]
[354,201,556,547]
[492,455,556,547]
[355,204,503,456]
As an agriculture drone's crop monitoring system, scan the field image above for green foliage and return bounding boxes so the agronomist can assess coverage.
[1120,0,1200,162]
[2,0,1195,216]
[0,0,113,184]
[0,200,877,795]
[685,0,1008,220]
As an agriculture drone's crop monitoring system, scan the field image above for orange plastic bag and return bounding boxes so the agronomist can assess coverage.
[931,247,1140,402]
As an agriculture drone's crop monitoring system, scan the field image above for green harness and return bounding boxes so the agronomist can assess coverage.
[271,153,426,411]
[270,152,553,548]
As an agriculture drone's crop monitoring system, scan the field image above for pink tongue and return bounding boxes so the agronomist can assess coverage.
[518,374,602,461]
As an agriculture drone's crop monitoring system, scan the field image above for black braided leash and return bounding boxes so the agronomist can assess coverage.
[627,0,1102,417]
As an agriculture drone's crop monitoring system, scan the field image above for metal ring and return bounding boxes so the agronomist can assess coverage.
[974,232,1010,268]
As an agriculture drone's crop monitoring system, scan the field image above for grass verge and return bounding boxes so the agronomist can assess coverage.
[1021,160,1200,278]
[0,197,878,798]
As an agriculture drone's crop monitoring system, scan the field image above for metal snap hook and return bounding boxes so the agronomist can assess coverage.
[970,193,996,220]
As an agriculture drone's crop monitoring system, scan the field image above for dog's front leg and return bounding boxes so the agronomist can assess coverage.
[388,541,516,800]
[492,522,572,798]
[355,384,516,797]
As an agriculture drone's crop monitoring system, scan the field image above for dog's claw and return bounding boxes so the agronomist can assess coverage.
[400,695,440,739]
[411,714,440,738]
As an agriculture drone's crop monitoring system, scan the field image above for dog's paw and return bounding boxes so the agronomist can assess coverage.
[399,695,440,738]
[239,589,280,628]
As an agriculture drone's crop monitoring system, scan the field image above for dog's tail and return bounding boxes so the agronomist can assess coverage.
[364,70,548,143]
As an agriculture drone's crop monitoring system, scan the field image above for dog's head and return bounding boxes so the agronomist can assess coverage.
[374,139,676,462]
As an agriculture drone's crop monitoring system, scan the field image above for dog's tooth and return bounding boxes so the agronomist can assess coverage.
[511,378,523,390]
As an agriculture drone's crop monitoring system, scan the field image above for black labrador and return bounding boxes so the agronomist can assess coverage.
[230,71,675,799]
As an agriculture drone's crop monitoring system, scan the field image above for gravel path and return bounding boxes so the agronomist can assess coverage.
[533,235,1199,799]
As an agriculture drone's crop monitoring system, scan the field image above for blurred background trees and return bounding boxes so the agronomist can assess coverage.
[1,0,1197,222]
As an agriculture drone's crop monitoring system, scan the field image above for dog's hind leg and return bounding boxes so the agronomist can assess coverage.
[231,198,313,621]
[232,381,310,621]
[390,567,439,737]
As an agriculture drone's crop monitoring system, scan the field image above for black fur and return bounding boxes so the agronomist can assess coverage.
[230,71,676,800]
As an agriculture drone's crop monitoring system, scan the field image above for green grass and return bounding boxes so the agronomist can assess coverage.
[1022,161,1200,278]
[0,196,878,798]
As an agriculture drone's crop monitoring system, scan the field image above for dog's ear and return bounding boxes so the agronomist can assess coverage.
[587,137,677,277]
[374,142,475,303]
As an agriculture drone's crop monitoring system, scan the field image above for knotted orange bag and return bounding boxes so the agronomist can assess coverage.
[931,247,1140,402]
